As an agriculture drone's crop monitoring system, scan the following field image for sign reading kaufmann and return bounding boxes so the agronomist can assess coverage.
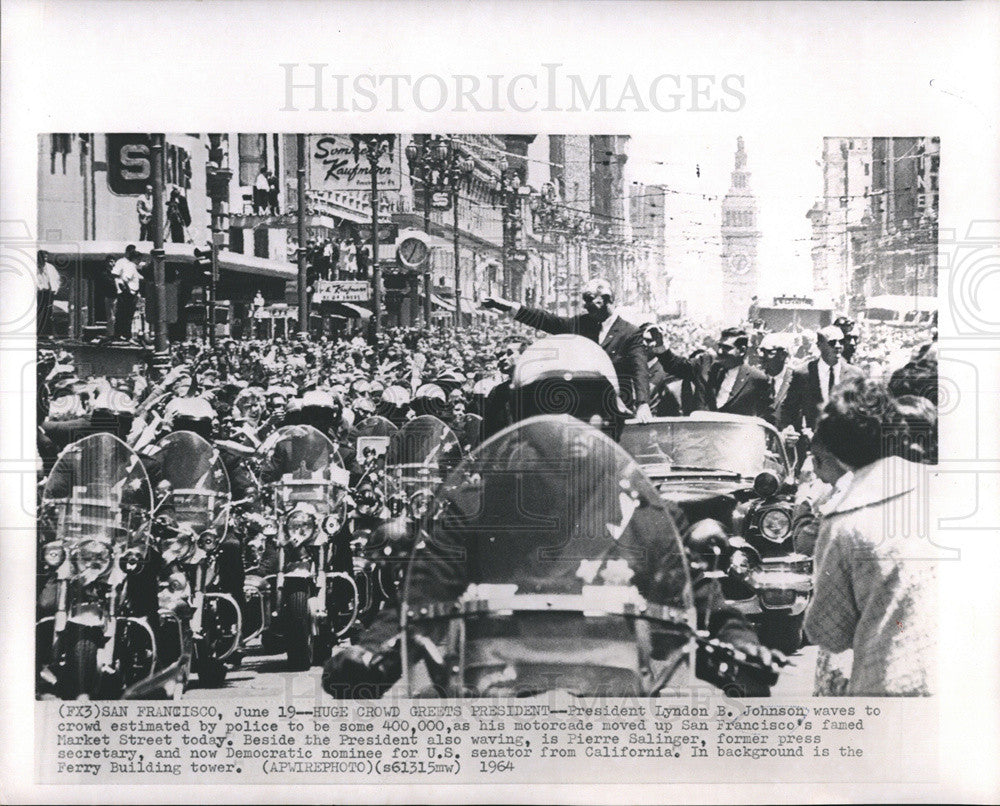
[313,279,371,303]
[309,135,400,191]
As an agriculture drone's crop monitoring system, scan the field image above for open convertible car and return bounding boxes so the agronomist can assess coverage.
[620,412,812,654]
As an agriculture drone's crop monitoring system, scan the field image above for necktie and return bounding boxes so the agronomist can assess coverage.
[828,364,835,396]
[769,374,777,397]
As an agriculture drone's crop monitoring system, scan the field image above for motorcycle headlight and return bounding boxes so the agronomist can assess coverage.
[408,491,433,520]
[198,529,220,552]
[42,541,66,569]
[72,540,111,577]
[759,587,800,608]
[759,508,792,542]
[285,510,317,545]
[118,547,145,574]
[321,514,341,536]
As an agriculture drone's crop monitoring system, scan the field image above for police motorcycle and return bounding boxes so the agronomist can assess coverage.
[385,414,464,525]
[379,415,464,599]
[147,430,237,687]
[323,415,784,699]
[256,425,352,670]
[36,433,175,700]
[345,415,404,628]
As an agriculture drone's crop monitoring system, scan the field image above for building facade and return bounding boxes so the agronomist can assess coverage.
[808,136,939,314]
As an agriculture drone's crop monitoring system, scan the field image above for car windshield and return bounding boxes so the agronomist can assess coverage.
[620,419,787,478]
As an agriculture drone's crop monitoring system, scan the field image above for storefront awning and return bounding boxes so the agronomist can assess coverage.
[431,294,455,312]
[324,301,372,319]
[37,241,296,280]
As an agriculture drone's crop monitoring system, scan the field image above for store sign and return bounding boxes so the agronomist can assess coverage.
[772,295,815,307]
[429,191,451,210]
[107,134,153,195]
[313,280,371,303]
[309,135,400,191]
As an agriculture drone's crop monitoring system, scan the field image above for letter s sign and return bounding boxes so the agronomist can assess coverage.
[120,144,150,180]
[107,134,153,195]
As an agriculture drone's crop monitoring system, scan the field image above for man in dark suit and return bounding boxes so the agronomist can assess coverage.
[647,326,775,422]
[482,278,653,421]
[779,325,864,433]
[640,324,681,417]
[759,332,795,423]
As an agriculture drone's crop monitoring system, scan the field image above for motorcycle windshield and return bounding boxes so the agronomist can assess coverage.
[385,415,462,492]
[355,416,399,439]
[148,431,231,536]
[352,416,398,468]
[401,414,695,697]
[41,433,152,548]
[259,425,348,508]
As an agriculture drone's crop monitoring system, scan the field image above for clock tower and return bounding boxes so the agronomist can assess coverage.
[720,136,761,324]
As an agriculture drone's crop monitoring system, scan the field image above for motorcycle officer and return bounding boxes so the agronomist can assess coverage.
[140,396,246,619]
[322,335,775,698]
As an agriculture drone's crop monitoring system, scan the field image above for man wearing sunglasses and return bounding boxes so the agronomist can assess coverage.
[482,279,652,422]
[833,315,860,364]
[779,325,864,433]
[647,325,774,422]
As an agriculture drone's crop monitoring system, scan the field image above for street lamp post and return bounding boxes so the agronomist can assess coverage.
[495,157,523,301]
[296,134,308,337]
[352,134,396,340]
[530,181,594,317]
[150,134,169,371]
[205,152,232,349]
[405,136,473,328]
[404,136,438,327]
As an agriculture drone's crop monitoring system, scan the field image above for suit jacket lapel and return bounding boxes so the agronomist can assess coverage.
[600,316,621,348]
[722,364,750,408]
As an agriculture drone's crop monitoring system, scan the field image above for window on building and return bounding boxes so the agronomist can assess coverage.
[238,134,267,186]
[50,134,74,174]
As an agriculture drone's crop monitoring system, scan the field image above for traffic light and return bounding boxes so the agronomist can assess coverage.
[194,246,213,284]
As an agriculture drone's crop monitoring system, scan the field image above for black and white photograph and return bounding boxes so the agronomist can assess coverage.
[32,130,940,705]
[2,0,999,803]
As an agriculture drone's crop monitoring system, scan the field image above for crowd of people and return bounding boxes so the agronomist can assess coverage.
[37,276,939,696]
